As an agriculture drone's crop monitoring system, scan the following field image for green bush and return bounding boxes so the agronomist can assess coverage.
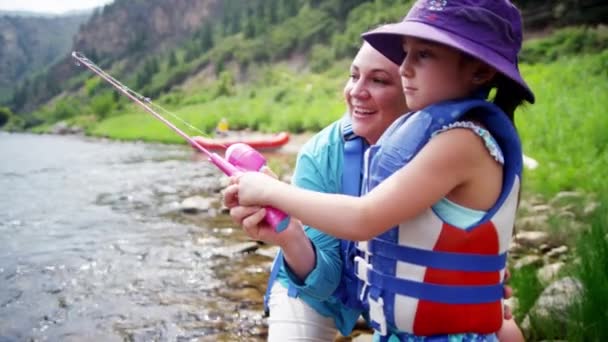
[521,26,608,64]
[84,77,102,96]
[90,92,115,119]
[3,115,26,131]
[310,44,335,72]
[0,106,12,127]
[49,98,79,122]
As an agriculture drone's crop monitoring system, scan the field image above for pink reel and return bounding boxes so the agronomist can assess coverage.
[224,143,290,232]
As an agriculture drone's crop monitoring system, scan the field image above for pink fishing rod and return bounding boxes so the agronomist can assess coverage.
[72,51,290,232]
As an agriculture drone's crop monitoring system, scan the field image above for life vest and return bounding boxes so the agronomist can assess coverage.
[354,98,522,337]
[334,116,367,311]
[263,115,367,313]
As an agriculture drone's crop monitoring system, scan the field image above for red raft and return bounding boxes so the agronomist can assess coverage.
[191,131,290,152]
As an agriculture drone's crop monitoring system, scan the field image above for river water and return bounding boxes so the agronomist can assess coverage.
[0,133,273,341]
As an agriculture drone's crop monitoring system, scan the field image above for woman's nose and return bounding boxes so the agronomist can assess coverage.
[349,80,370,99]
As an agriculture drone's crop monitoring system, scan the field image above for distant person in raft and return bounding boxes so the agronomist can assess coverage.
[227,0,535,340]
[215,117,229,137]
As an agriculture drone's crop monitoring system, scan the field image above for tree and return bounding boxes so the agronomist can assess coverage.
[268,0,278,24]
[200,23,214,51]
[244,8,256,39]
[168,50,178,68]
[230,11,242,34]
[0,107,12,127]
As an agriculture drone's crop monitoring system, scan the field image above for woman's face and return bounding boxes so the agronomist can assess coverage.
[344,43,408,145]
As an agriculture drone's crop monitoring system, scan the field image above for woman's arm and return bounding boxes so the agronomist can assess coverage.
[224,141,344,298]
[237,129,484,240]
[225,198,317,280]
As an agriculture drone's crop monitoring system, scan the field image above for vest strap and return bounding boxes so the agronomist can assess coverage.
[341,116,365,197]
[369,239,507,272]
[367,268,503,304]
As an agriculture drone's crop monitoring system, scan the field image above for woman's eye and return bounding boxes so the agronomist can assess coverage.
[349,74,360,81]
[373,78,388,84]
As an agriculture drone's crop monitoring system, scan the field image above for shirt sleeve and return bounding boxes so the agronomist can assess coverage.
[279,145,343,300]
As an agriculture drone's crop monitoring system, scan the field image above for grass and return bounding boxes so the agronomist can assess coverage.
[510,265,544,322]
[517,50,608,196]
[567,199,608,341]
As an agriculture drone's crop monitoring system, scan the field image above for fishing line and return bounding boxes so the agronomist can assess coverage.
[71,51,228,150]
[72,51,235,173]
[72,51,291,231]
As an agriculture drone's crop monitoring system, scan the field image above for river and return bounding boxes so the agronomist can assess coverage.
[0,132,272,341]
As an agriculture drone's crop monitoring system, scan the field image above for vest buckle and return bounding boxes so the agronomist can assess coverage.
[368,294,387,336]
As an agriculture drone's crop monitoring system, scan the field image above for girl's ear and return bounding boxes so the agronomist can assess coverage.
[472,63,497,85]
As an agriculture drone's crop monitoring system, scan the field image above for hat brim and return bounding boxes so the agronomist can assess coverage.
[362,21,535,103]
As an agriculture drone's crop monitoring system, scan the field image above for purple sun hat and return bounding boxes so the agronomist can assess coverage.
[362,0,535,103]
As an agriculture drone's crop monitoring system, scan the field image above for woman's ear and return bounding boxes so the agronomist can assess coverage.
[472,64,497,85]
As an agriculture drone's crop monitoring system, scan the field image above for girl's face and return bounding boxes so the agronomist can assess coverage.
[344,43,408,145]
[398,37,480,111]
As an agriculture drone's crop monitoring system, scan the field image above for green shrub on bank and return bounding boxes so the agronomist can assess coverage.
[0,106,12,127]
[521,26,608,64]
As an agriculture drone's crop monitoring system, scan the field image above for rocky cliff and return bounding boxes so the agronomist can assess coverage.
[0,14,88,102]
[11,0,221,112]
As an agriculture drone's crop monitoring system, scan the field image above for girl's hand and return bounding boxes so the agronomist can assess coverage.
[223,184,302,246]
[235,171,281,206]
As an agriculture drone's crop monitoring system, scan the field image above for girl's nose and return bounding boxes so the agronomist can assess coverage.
[399,55,414,79]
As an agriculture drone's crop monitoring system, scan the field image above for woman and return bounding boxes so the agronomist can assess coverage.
[228,42,407,340]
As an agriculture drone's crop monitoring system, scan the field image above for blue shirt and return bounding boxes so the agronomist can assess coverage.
[275,119,362,335]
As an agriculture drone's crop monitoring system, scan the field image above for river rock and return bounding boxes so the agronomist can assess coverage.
[516,215,549,232]
[521,277,582,337]
[515,230,550,248]
[513,255,543,270]
[549,191,584,207]
[537,262,565,284]
[545,245,569,259]
[180,195,213,213]
[214,241,260,258]
[256,245,280,260]
[583,201,599,216]
[50,121,84,135]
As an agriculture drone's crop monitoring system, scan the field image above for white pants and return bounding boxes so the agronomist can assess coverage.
[267,282,338,341]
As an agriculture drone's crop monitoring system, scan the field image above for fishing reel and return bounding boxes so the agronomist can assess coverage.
[223,143,291,232]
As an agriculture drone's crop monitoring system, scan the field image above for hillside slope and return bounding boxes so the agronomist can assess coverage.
[0,13,89,102]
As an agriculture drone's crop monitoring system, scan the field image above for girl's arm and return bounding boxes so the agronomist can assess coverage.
[237,128,486,241]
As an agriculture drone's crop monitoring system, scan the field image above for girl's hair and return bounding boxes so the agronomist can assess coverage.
[490,74,527,124]
[458,52,527,124]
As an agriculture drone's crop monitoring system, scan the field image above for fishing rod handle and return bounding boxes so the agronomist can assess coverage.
[225,143,291,232]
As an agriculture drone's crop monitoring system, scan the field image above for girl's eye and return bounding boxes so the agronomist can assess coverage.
[349,73,360,81]
[418,50,431,58]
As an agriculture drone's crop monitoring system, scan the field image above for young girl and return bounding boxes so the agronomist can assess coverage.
[230,0,534,340]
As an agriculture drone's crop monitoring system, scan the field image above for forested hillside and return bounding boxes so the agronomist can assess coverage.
[0,13,89,103]
[2,0,607,124]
